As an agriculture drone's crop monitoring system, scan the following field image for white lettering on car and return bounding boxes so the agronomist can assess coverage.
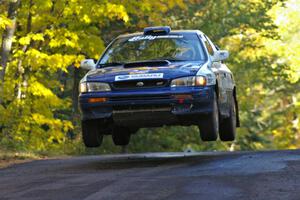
[128,35,183,42]
[115,73,164,81]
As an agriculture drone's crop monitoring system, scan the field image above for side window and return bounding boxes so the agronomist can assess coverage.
[202,35,214,56]
[205,35,218,53]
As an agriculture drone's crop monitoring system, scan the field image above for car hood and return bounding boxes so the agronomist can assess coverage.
[85,62,205,82]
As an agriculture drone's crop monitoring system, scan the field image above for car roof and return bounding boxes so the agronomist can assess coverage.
[117,30,205,39]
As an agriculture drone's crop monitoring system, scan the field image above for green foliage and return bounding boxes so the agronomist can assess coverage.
[0,0,299,155]
[164,0,299,151]
[0,0,131,152]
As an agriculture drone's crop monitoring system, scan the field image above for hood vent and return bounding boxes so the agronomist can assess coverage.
[124,60,171,68]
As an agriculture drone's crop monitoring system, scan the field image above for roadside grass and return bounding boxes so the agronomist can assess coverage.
[0,149,45,169]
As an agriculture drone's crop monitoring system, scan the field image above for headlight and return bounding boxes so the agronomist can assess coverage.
[170,76,206,87]
[79,82,111,93]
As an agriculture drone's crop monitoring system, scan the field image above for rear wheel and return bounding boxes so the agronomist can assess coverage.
[82,119,104,147]
[199,92,219,141]
[112,127,132,146]
[219,96,236,141]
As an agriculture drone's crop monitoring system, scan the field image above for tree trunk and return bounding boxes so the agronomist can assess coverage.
[16,0,33,100]
[72,67,80,113]
[0,0,20,100]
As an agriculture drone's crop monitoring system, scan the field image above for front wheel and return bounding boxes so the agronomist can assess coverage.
[199,92,219,141]
[219,96,236,141]
[82,119,104,147]
[112,127,132,146]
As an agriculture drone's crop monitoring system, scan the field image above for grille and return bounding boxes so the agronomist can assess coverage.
[113,104,171,113]
[112,79,168,90]
[110,94,171,102]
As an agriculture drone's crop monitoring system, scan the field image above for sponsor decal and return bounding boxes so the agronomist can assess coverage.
[115,73,163,81]
[129,71,149,74]
[129,67,151,74]
[128,35,183,42]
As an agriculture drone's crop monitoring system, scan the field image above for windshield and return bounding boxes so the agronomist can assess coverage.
[99,33,206,65]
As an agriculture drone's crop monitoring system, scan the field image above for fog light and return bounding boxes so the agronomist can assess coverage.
[173,94,193,99]
[88,97,107,103]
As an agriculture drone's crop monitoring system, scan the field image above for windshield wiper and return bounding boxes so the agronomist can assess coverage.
[98,62,124,68]
[99,59,188,68]
[163,59,189,62]
[149,58,189,62]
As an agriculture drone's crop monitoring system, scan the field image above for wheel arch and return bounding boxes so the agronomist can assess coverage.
[214,80,219,99]
[233,87,240,127]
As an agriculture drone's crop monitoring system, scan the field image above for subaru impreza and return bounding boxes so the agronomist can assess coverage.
[79,26,239,147]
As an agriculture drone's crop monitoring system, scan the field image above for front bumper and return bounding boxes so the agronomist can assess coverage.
[79,86,215,126]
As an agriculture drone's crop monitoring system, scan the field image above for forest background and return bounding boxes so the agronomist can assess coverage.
[0,0,299,155]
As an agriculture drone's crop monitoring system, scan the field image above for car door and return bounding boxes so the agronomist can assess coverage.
[204,35,231,116]
[208,36,235,116]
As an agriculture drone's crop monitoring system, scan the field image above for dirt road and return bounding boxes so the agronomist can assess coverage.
[1,150,300,200]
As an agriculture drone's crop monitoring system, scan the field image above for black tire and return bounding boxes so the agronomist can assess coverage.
[199,92,219,141]
[112,127,131,146]
[82,119,103,147]
[219,96,236,141]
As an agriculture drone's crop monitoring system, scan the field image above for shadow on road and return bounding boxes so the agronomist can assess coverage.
[61,152,239,171]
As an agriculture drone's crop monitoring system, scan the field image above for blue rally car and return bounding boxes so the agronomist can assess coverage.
[79,26,240,147]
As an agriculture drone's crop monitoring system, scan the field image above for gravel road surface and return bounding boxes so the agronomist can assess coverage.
[1,150,300,200]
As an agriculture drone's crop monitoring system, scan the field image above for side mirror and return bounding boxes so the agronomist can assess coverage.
[212,50,229,62]
[80,59,96,70]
